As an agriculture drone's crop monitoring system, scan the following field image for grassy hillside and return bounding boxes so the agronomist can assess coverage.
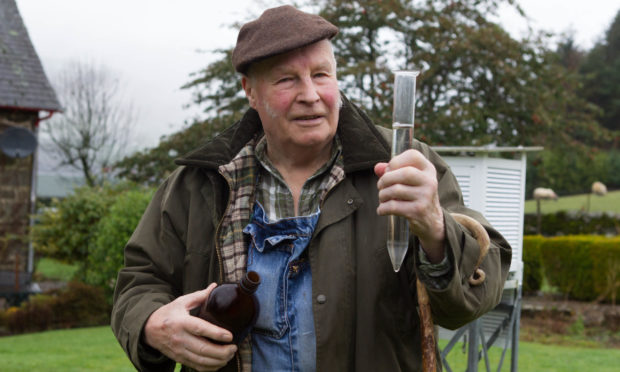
[524,190,620,214]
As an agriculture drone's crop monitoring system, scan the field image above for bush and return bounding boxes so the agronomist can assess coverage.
[540,236,597,300]
[32,183,135,265]
[32,182,154,289]
[522,236,545,294]
[532,235,620,301]
[2,281,109,335]
[85,188,154,302]
[523,211,620,236]
[590,238,620,303]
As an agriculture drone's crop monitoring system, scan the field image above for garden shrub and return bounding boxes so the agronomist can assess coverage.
[3,281,109,335]
[589,238,620,303]
[31,183,135,265]
[540,236,597,300]
[52,281,110,328]
[85,188,154,302]
[532,235,620,301]
[32,182,153,290]
[522,235,545,294]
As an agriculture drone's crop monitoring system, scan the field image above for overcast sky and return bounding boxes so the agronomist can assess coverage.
[15,0,620,154]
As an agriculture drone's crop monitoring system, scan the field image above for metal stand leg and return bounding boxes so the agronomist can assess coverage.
[466,319,480,372]
[511,286,522,372]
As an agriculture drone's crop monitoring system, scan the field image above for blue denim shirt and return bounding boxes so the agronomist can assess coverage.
[243,202,319,372]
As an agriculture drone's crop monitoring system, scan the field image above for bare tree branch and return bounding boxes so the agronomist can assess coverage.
[42,61,136,186]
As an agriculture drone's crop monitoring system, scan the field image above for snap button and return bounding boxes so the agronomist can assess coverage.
[316,294,327,304]
[346,198,354,205]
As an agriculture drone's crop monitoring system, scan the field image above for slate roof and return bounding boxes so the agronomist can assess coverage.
[0,0,61,112]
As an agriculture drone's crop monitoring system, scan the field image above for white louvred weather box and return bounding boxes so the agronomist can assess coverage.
[434,146,542,366]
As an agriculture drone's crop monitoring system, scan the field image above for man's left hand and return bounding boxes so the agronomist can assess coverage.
[374,149,445,263]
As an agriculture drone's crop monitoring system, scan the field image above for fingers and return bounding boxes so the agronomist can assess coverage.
[375,149,445,250]
[175,334,237,371]
[376,151,437,212]
[188,315,234,344]
[143,285,237,370]
[179,283,217,310]
[389,149,431,172]
[377,150,433,188]
[374,162,388,178]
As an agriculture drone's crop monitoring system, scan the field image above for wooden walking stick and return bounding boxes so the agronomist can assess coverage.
[416,213,491,372]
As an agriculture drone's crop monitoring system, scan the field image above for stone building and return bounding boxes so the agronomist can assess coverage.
[0,0,61,294]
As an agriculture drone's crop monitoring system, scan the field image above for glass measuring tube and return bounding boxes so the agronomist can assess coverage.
[387,70,420,272]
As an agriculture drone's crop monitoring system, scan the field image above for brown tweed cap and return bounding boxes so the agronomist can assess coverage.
[232,5,338,73]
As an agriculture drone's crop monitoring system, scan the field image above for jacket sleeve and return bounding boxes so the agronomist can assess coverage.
[412,141,512,330]
[111,169,189,371]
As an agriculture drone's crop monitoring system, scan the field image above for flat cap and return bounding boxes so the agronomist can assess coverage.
[232,5,338,73]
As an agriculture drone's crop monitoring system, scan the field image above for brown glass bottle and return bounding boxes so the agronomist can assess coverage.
[198,271,261,345]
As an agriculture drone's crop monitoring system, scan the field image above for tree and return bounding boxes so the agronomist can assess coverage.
[180,0,605,148]
[116,0,613,188]
[42,61,135,186]
[581,9,620,132]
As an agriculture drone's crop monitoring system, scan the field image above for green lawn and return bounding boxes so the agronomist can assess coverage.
[0,326,135,371]
[34,257,79,281]
[439,339,620,372]
[524,190,620,214]
[0,326,618,371]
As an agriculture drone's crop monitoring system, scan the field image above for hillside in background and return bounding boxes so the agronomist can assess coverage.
[524,190,620,214]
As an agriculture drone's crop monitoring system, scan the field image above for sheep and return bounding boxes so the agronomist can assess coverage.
[533,187,558,200]
[591,181,607,196]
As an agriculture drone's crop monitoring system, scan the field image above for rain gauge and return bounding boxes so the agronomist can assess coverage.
[387,70,420,272]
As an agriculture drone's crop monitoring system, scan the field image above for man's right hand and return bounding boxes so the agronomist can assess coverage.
[143,283,237,371]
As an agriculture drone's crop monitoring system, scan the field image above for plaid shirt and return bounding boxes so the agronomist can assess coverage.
[254,135,344,220]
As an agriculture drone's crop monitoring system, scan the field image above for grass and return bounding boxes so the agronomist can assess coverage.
[33,257,79,281]
[0,326,618,371]
[0,326,135,371]
[439,339,620,372]
[524,189,620,214]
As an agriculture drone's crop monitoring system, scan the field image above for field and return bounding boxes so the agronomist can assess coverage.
[0,326,618,371]
[524,190,620,214]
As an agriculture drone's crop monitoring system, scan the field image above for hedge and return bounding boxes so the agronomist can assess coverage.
[523,211,620,236]
[0,282,109,335]
[522,236,545,294]
[523,235,620,301]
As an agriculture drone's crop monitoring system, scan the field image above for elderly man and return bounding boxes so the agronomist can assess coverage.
[112,5,511,372]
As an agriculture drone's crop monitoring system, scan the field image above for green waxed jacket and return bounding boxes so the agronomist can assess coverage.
[111,95,512,372]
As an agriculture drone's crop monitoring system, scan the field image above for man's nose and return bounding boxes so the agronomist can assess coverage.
[297,76,320,103]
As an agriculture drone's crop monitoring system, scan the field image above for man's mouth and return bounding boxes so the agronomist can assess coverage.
[296,115,322,120]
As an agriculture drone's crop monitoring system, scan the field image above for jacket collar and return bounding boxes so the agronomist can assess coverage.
[175,93,391,173]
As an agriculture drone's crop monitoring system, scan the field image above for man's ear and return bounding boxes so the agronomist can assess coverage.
[241,76,257,109]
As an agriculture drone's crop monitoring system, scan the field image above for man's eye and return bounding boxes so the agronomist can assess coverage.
[277,77,293,84]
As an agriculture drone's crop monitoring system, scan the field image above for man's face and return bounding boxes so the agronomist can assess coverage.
[242,40,340,157]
